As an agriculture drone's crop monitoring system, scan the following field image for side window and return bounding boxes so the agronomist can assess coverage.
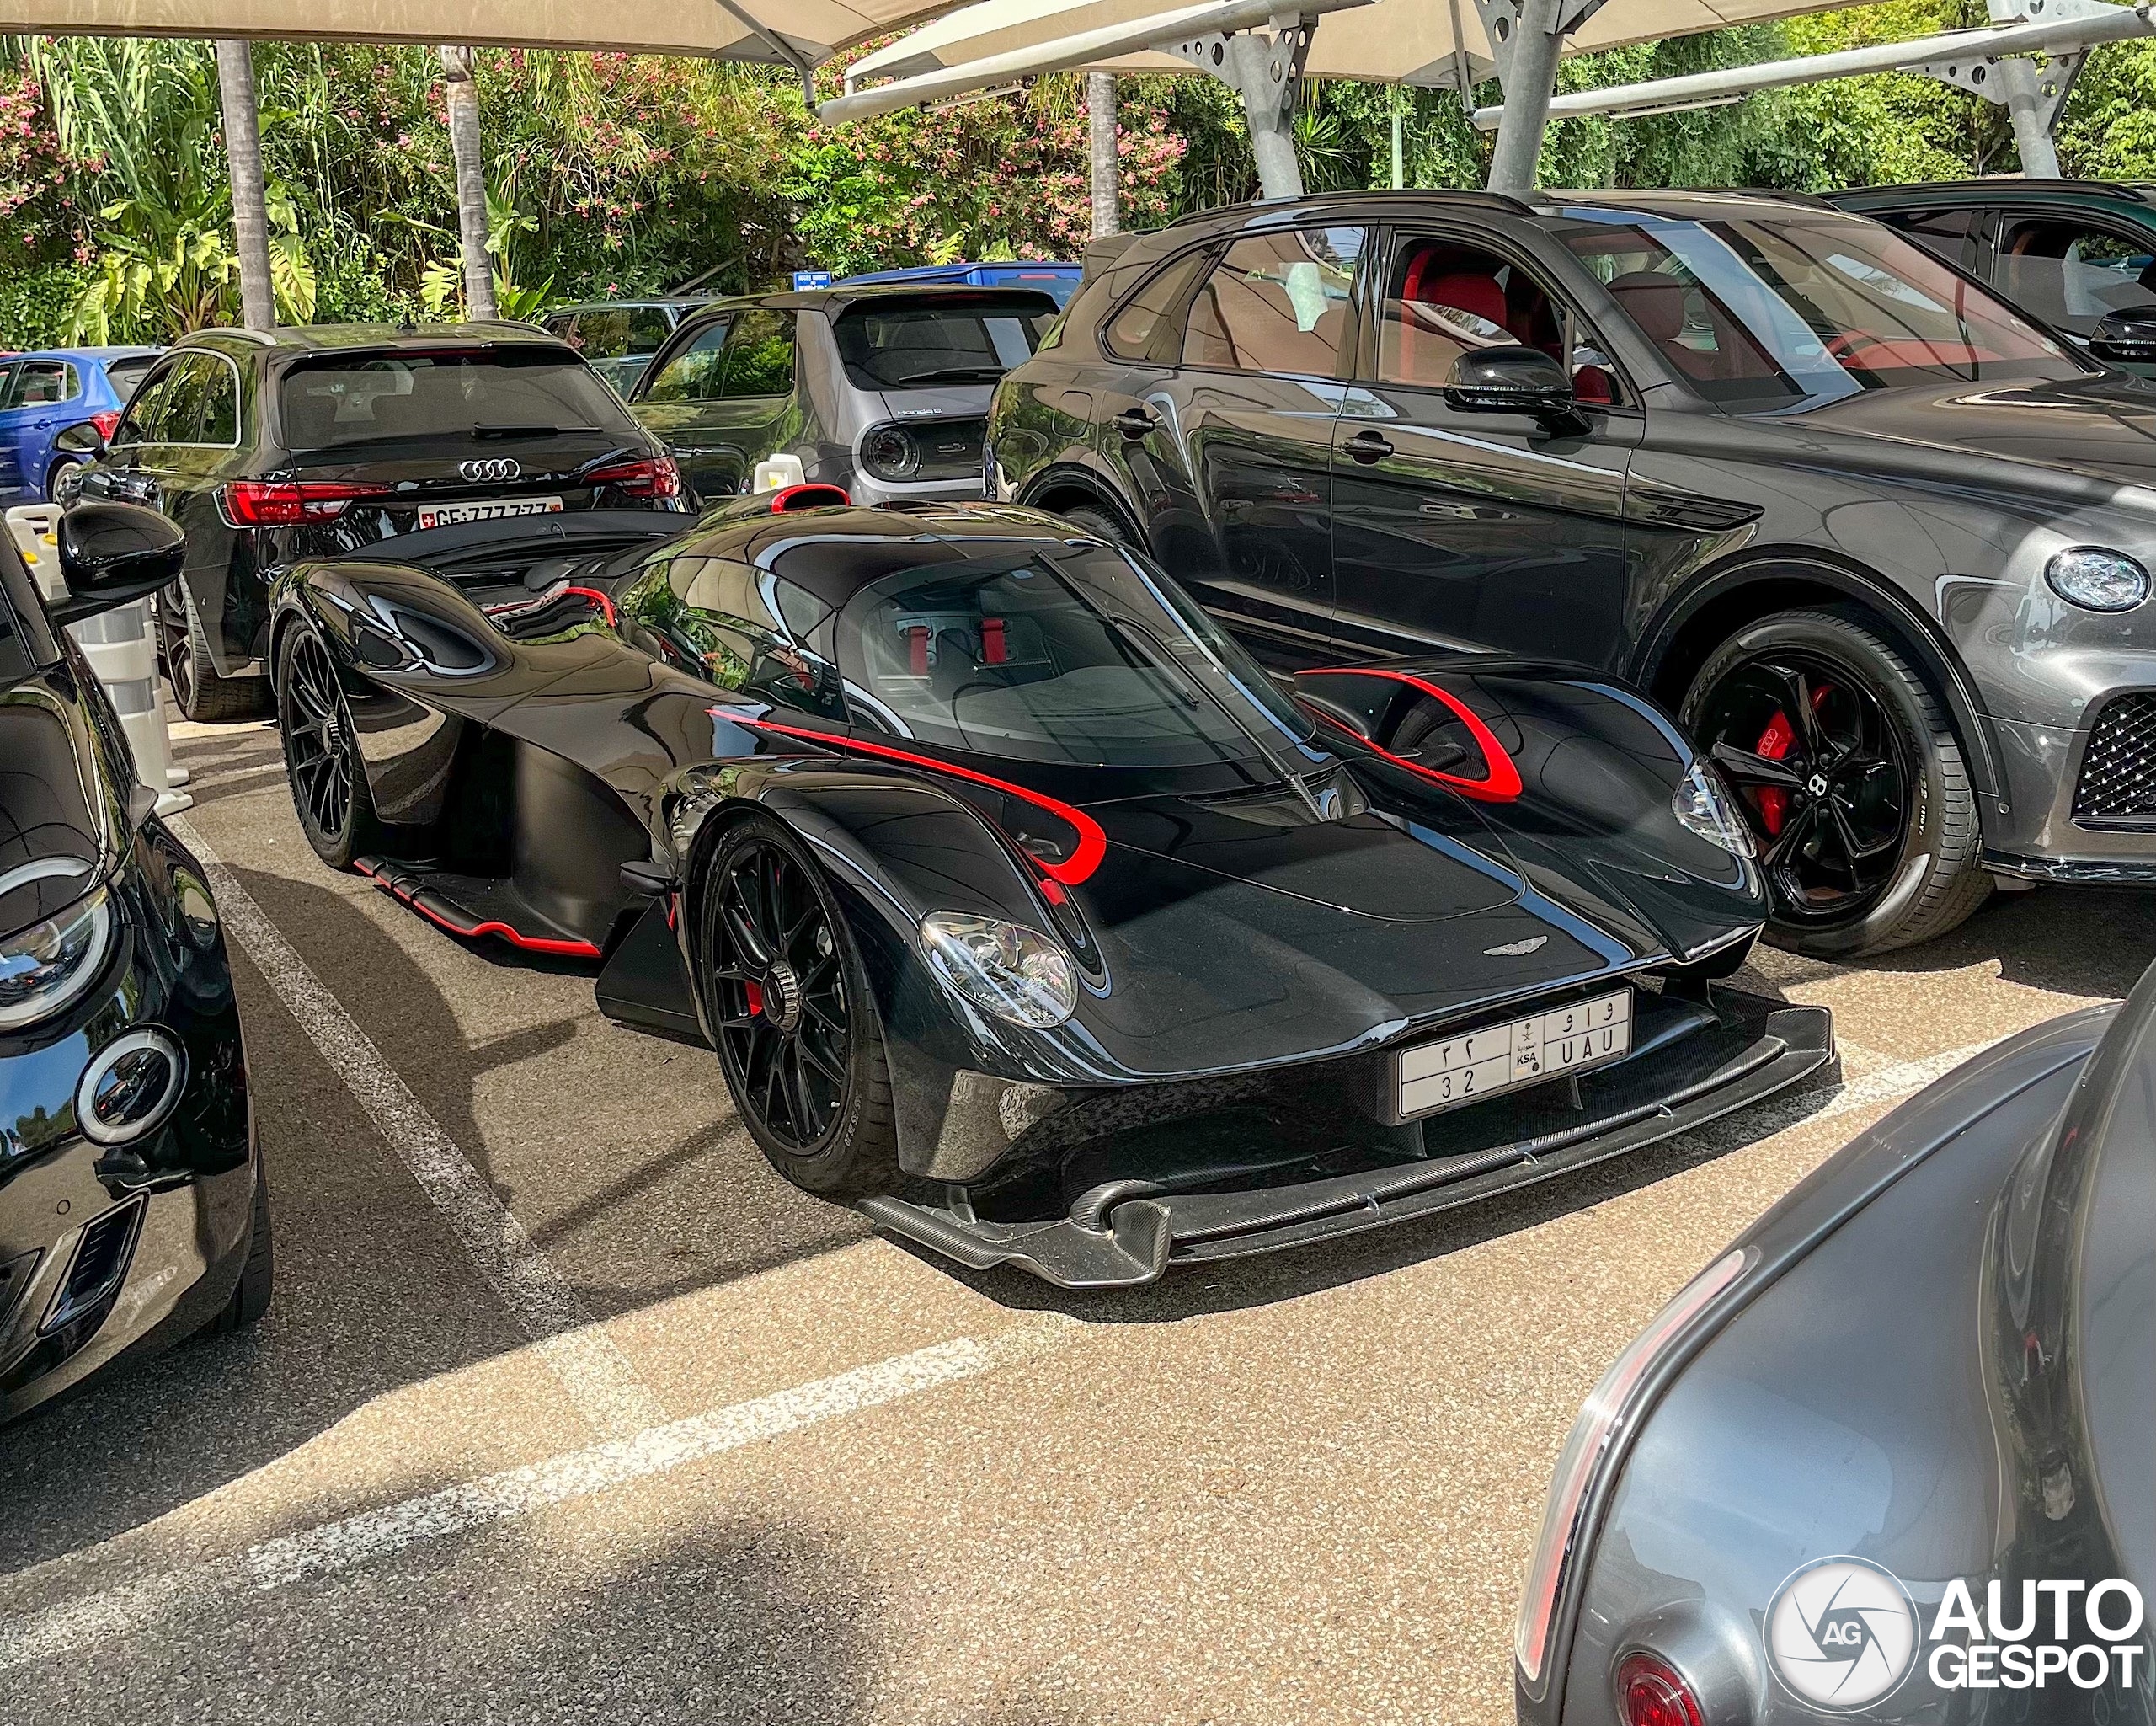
[196,357,239,446]
[640,319,730,403]
[1876,206,1975,267]
[616,551,843,720]
[155,355,219,446]
[1995,217,2156,334]
[0,364,19,410]
[1379,237,1605,396]
[112,358,182,446]
[1182,227,1363,376]
[8,361,72,407]
[1104,250,1211,363]
[718,310,797,399]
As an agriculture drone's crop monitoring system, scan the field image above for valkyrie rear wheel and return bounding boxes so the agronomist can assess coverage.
[699,815,899,1196]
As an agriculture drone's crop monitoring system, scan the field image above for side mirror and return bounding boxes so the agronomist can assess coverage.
[46,501,184,627]
[2089,312,2156,366]
[1444,345,1578,419]
[52,419,108,458]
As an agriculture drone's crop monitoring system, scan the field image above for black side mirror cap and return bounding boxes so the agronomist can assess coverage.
[46,500,184,627]
[2089,312,2156,366]
[51,419,108,458]
[1443,345,1579,419]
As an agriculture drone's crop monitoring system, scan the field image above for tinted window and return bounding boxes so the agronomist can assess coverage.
[641,319,730,402]
[155,354,239,446]
[830,543,1315,768]
[1182,227,1363,376]
[718,310,796,399]
[1379,238,1582,388]
[1558,210,2079,411]
[1875,206,1976,265]
[277,347,640,449]
[112,360,179,446]
[833,301,1050,389]
[104,356,158,398]
[5,361,72,408]
[564,307,677,361]
[1995,217,2156,335]
[1103,250,1210,362]
[616,548,841,720]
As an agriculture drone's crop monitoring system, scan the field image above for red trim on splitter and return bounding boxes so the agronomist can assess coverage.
[728,715,1109,885]
[1295,668,1524,803]
[353,860,604,959]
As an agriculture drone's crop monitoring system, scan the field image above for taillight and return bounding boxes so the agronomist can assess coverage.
[218,479,391,526]
[587,455,681,499]
[1614,1653,1705,1726]
[88,411,121,441]
[1514,1248,1752,1687]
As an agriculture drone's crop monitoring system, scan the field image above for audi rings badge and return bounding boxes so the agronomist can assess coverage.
[458,457,521,484]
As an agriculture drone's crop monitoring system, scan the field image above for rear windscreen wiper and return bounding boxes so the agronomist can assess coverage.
[886,367,1005,385]
[472,423,604,438]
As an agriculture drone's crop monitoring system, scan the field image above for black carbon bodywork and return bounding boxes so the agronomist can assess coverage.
[0,539,259,1421]
[270,500,1830,1285]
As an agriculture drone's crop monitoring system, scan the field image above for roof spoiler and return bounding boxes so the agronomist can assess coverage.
[1081,233,1139,283]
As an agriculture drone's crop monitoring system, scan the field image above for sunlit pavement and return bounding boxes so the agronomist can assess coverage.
[4,715,2150,1726]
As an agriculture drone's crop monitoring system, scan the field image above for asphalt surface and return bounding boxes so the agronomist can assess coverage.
[4,715,2153,1725]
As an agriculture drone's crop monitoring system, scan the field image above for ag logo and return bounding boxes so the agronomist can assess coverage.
[1766,1557,1920,1712]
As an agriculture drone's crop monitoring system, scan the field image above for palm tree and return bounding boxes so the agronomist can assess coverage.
[215,39,275,330]
[437,45,498,319]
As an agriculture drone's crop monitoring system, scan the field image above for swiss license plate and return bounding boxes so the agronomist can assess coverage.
[1397,989,1632,1119]
[416,495,563,530]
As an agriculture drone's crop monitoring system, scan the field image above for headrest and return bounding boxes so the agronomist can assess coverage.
[1607,271,1689,342]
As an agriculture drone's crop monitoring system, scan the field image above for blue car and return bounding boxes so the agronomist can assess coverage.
[0,346,161,501]
[837,261,1082,307]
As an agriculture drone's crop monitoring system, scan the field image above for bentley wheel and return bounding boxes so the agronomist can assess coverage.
[278,624,382,868]
[699,815,898,1196]
[1682,607,1989,958]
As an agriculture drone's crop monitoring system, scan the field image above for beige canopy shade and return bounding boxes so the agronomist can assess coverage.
[0,0,941,62]
[845,0,1857,93]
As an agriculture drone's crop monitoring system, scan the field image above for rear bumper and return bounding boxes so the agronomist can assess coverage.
[860,986,1835,1288]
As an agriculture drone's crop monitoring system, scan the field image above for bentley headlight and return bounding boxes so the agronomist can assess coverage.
[921,912,1075,1029]
[1672,760,1754,858]
[0,865,115,1033]
[2046,547,2150,612]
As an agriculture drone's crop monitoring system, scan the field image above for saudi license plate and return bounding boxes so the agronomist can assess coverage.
[416,495,563,529]
[1397,989,1632,1119]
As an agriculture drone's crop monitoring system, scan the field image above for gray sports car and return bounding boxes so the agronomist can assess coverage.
[1518,963,2153,1725]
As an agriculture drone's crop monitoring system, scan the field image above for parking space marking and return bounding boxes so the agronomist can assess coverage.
[170,815,666,1440]
[0,1321,1075,1674]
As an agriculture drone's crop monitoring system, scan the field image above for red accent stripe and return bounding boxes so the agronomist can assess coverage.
[768,482,851,513]
[729,715,1109,886]
[1296,667,1524,803]
[353,860,603,959]
[561,585,618,627]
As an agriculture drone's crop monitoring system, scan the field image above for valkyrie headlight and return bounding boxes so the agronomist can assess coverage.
[1672,760,1754,858]
[921,912,1075,1029]
[0,860,115,1034]
[2046,548,2150,612]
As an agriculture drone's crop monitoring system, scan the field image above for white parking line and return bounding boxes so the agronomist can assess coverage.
[169,815,666,1440]
[0,1323,1074,1673]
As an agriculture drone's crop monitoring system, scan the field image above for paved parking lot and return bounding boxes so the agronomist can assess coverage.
[3,716,2152,1726]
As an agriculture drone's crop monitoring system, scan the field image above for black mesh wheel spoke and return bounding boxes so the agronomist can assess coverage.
[282,633,356,841]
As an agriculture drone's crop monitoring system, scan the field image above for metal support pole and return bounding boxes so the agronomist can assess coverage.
[1997,56,2064,174]
[1088,71,1120,236]
[1390,83,1405,186]
[213,40,274,333]
[438,45,498,322]
[1485,0,1566,192]
[1221,26,1306,198]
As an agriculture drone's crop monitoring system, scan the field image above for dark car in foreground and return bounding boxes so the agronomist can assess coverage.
[61,323,686,721]
[990,189,2156,957]
[1,500,268,1422]
[629,285,1057,506]
[1518,960,2156,1726]
[1827,178,2156,371]
[538,297,711,395]
[263,490,1828,1287]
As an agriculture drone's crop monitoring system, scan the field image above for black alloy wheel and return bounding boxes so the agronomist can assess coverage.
[699,816,898,1194]
[160,580,267,723]
[278,625,381,867]
[1682,607,1990,957]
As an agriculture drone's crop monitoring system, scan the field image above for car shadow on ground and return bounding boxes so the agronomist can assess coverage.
[1846,883,2156,1002]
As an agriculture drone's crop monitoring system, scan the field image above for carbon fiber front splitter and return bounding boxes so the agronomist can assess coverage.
[857,988,1836,1289]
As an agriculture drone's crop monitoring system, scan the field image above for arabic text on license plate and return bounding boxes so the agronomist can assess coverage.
[1397,989,1631,1119]
[416,496,564,530]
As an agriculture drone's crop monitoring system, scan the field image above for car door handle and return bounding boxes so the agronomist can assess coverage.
[1113,408,1158,440]
[1342,430,1394,464]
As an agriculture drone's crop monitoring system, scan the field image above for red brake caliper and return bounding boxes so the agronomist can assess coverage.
[744,980,766,1018]
[1753,685,1833,836]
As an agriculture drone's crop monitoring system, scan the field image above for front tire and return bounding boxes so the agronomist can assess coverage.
[211,1162,274,1333]
[277,622,384,868]
[698,815,899,1197]
[1681,607,1991,958]
[45,457,83,504]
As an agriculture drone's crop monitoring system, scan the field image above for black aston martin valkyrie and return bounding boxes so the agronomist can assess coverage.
[267,494,1833,1286]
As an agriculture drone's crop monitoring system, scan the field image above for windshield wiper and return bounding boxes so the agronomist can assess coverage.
[472,423,604,438]
[887,366,1005,386]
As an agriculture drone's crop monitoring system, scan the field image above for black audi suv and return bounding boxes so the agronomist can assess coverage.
[988,188,2156,956]
[61,323,689,719]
